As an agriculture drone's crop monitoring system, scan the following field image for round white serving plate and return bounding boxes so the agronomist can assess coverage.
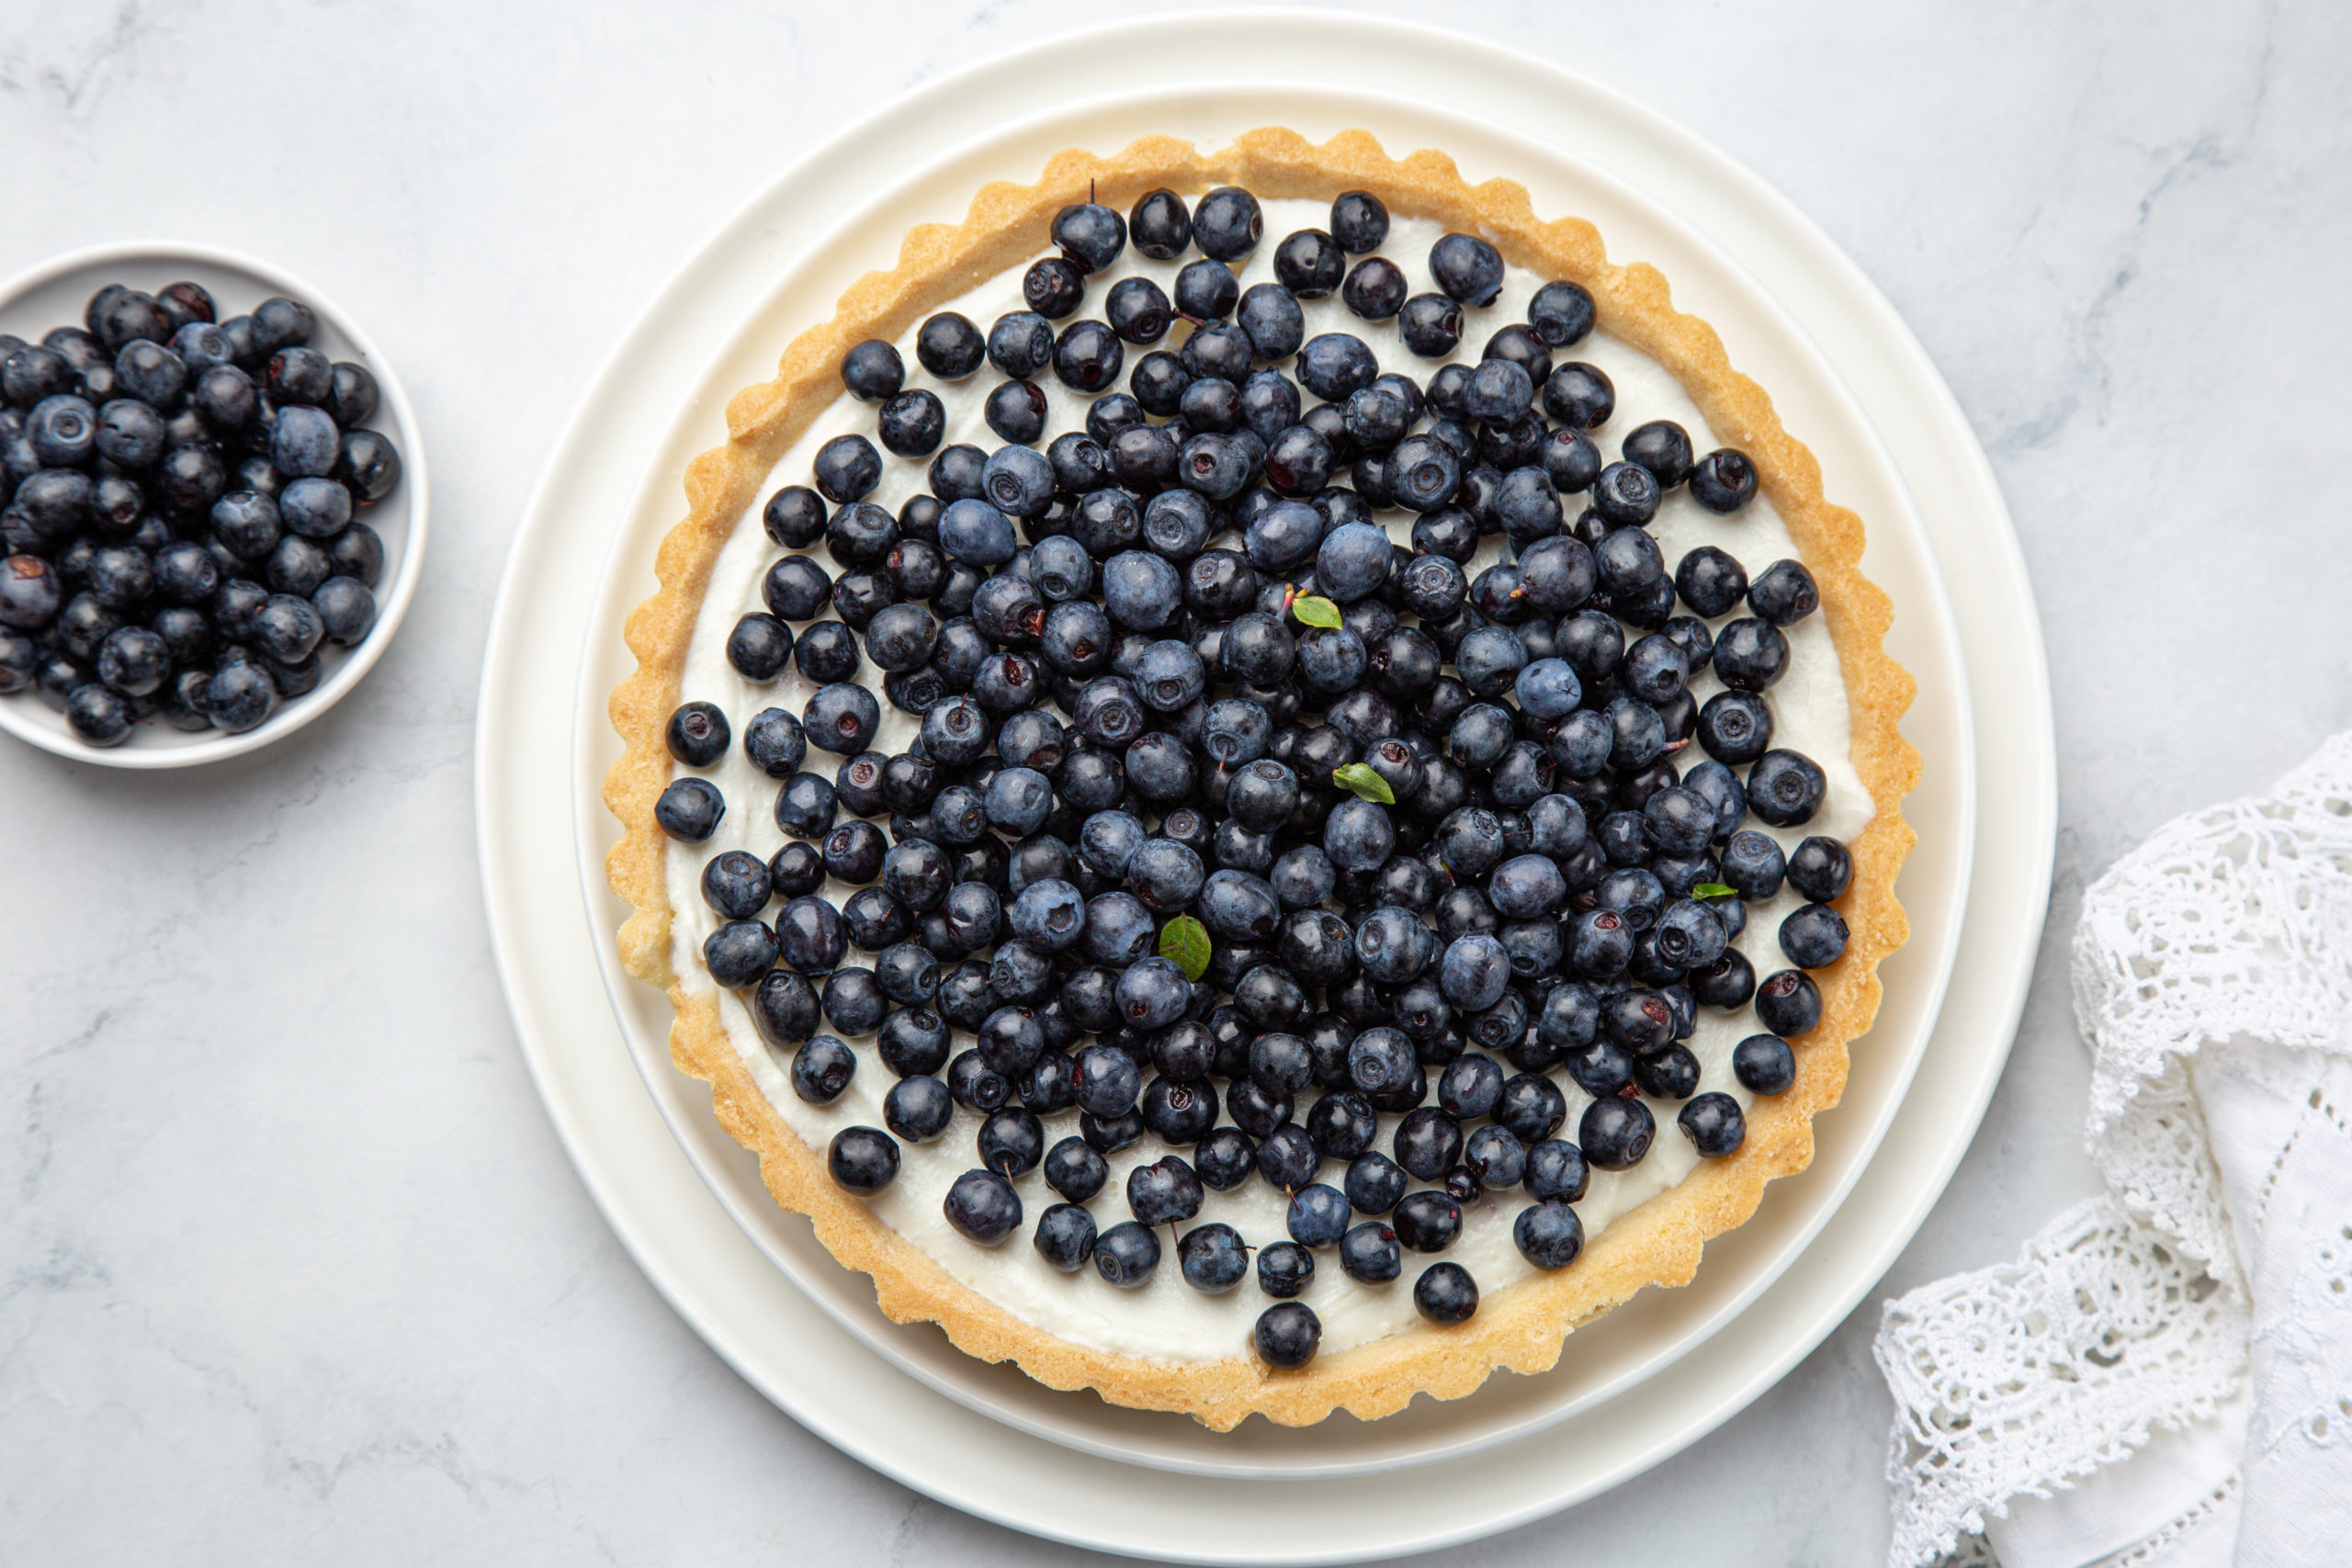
[571,81,1972,1479]
[479,12,2052,1562]
[0,243,427,769]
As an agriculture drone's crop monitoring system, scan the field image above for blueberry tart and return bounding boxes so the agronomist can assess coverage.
[606,129,1917,1429]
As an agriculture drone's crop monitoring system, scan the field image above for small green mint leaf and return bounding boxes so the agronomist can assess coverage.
[1159,915,1212,981]
[1330,762,1396,805]
[1690,883,1738,900]
[1291,593,1341,628]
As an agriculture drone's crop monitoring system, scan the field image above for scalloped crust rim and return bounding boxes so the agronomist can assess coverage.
[603,127,1920,1431]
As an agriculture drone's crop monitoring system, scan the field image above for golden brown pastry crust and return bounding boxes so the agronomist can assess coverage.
[604,127,1919,1430]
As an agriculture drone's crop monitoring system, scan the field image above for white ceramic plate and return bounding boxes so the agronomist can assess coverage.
[570,81,1972,1478]
[0,243,427,768]
[479,13,2052,1560]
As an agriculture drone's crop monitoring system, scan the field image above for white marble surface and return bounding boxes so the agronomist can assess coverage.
[4,2,2349,1562]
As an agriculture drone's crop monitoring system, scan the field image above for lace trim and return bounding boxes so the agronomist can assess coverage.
[1877,1199,2247,1565]
[2071,733,2352,1283]
[1880,733,2352,1564]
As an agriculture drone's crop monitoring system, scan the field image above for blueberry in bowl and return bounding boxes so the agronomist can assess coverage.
[0,243,424,766]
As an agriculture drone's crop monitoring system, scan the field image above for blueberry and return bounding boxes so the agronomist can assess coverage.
[941,1168,1022,1244]
[1690,448,1758,513]
[930,499,1013,571]
[1428,934,1503,1016]
[1698,691,1774,765]
[1621,419,1694,489]
[973,1105,1045,1179]
[876,389,944,457]
[1296,333,1379,402]
[1450,356,1525,425]
[769,841,829,902]
[1052,320,1124,394]
[1237,284,1306,360]
[1747,748,1826,828]
[1780,902,1849,969]
[261,344,330,407]
[1689,942,1758,1009]
[1725,1035,1795,1100]
[1113,955,1191,1032]
[1240,1243,1310,1306]
[1094,1219,1163,1287]
[1420,232,1496,305]
[1068,286,1159,359]
[26,393,96,468]
[1514,1199,1586,1269]
[1749,559,1820,626]
[1541,363,1614,430]
[1253,1121,1321,1190]
[790,1036,857,1105]
[1579,1095,1656,1171]
[1325,189,1388,253]
[271,404,340,479]
[772,894,847,975]
[761,486,827,548]
[1283,1182,1350,1248]
[246,593,322,664]
[1192,186,1262,261]
[1341,257,1408,321]
[1338,1220,1400,1283]
[1254,1300,1321,1368]
[1394,1190,1462,1253]
[811,433,882,503]
[1128,188,1192,258]
[1172,258,1239,323]
[113,338,188,409]
[0,554,62,630]
[269,475,349,541]
[62,681,133,745]
[1100,549,1181,630]
[1677,1092,1747,1159]
[1023,257,1085,319]
[1787,836,1852,904]
[1521,281,1593,348]
[941,1039,1013,1109]
[1030,1138,1108,1208]
[886,319,974,393]
[1027,1203,1098,1274]
[1495,1072,1568,1145]
[702,917,778,987]
[655,777,724,840]
[1399,1262,1477,1330]
[1069,1042,1142,1120]
[1673,547,1748,620]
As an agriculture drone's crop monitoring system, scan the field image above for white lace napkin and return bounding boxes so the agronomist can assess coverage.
[1874,732,2352,1567]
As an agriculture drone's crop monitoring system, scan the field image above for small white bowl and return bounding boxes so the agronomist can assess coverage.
[0,242,427,768]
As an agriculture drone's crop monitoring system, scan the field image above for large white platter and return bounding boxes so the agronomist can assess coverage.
[570,87,1970,1476]
[478,12,2052,1561]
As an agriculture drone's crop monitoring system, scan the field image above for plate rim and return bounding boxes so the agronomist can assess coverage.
[561,76,1979,1478]
[0,238,430,769]
[477,10,2054,1559]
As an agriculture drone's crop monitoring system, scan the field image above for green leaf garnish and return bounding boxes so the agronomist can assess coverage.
[1290,593,1341,628]
[1690,883,1738,900]
[1159,915,1212,981]
[1330,762,1396,805]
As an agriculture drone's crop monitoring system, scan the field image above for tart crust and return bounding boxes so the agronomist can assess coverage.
[605,127,1919,1430]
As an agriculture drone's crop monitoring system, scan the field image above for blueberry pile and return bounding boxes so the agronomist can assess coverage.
[0,282,402,746]
[662,186,1855,1372]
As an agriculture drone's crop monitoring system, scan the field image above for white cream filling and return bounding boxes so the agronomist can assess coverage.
[659,201,1874,1364]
